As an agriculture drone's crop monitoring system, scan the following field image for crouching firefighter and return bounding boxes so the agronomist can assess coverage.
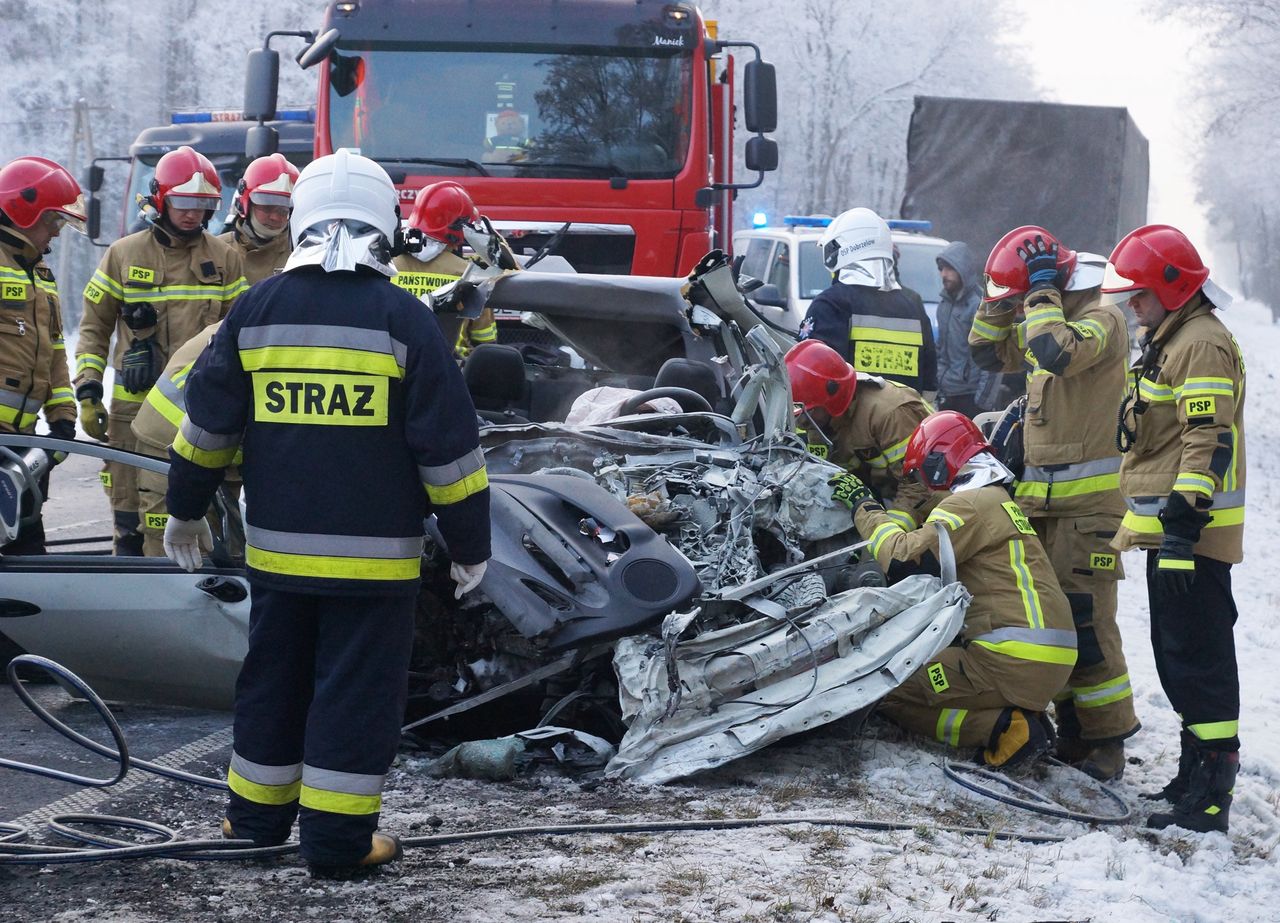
[842,410,1077,769]
[969,226,1140,781]
[163,150,492,877]
[1103,224,1245,833]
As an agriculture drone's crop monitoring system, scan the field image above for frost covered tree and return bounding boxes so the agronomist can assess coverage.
[1146,0,1280,318]
[701,0,1035,223]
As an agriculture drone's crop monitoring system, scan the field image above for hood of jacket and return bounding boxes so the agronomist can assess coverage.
[936,240,981,301]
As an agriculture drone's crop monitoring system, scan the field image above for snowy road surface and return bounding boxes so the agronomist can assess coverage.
[0,304,1277,922]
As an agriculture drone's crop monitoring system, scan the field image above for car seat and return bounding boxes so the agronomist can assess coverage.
[463,344,530,425]
[653,358,726,414]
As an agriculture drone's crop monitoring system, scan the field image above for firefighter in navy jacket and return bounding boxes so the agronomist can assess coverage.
[164,150,491,878]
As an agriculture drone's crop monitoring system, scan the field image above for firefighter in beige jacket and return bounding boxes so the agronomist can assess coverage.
[1103,225,1244,834]
[75,146,246,554]
[968,227,1139,781]
[219,154,298,285]
[842,411,1075,769]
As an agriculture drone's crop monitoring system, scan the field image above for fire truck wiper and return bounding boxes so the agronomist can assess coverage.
[376,157,492,177]
[513,162,630,179]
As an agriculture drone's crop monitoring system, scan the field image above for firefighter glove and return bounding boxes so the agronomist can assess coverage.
[163,516,212,573]
[450,560,488,599]
[828,473,881,513]
[1155,491,1211,594]
[1017,235,1059,291]
[121,338,161,394]
[121,301,158,331]
[47,418,76,464]
[75,381,109,441]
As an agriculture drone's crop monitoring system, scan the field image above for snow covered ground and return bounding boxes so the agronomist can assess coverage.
[4,304,1277,923]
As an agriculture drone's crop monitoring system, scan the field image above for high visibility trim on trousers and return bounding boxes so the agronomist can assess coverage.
[111,383,148,403]
[237,323,408,376]
[970,626,1078,666]
[300,764,384,816]
[935,708,967,746]
[1187,719,1239,742]
[1070,673,1133,709]
[420,447,489,505]
[174,417,241,469]
[246,546,422,581]
[228,753,303,806]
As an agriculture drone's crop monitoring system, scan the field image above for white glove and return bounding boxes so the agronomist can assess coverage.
[450,560,488,599]
[163,516,213,573]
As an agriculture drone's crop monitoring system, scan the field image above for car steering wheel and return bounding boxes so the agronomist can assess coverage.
[618,387,713,416]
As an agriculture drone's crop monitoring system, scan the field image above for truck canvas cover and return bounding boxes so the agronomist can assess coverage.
[900,95,1149,259]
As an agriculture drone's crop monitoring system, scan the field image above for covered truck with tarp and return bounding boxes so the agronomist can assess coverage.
[899,95,1149,261]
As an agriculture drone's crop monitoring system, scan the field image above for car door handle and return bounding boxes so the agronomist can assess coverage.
[195,577,248,604]
[0,598,40,618]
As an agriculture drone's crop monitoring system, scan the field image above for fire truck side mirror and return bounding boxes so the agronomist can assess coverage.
[86,196,101,242]
[87,164,106,194]
[244,47,281,123]
[297,28,341,70]
[743,61,777,135]
[745,137,779,173]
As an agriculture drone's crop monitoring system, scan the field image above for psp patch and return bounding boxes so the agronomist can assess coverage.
[1089,552,1117,570]
[253,372,388,426]
[1184,396,1216,418]
[143,512,170,531]
[126,265,156,285]
[927,662,949,693]
[1,282,28,302]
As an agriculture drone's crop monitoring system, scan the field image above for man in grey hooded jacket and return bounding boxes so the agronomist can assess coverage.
[934,241,987,417]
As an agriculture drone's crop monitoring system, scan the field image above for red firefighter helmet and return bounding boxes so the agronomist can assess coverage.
[982,225,1078,303]
[407,181,480,248]
[150,145,221,214]
[1102,224,1209,311]
[0,156,87,232]
[903,410,992,491]
[785,340,857,417]
[234,153,300,219]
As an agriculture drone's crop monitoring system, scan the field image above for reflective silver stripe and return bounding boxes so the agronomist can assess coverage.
[971,627,1078,649]
[245,524,424,559]
[1125,489,1246,515]
[1075,677,1132,706]
[231,752,302,785]
[237,323,408,369]
[154,370,186,412]
[418,446,486,486]
[179,417,241,450]
[848,314,922,334]
[938,709,964,744]
[302,764,384,796]
[0,390,44,414]
[1022,456,1121,483]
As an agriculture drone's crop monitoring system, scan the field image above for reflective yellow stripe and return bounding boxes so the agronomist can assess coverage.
[116,282,244,303]
[77,354,107,374]
[971,638,1079,665]
[867,520,903,559]
[925,508,964,530]
[239,345,403,378]
[1008,539,1043,629]
[299,784,381,816]
[111,383,148,403]
[44,388,74,408]
[469,321,498,343]
[86,269,125,300]
[1137,379,1174,402]
[1187,720,1238,742]
[883,435,910,465]
[849,326,924,346]
[1014,473,1120,500]
[245,545,421,581]
[173,429,238,468]
[884,509,916,531]
[1122,506,1245,535]
[1067,318,1107,344]
[424,468,489,506]
[1173,473,1216,498]
[227,767,301,806]
[971,317,1008,342]
[1157,557,1194,571]
[1072,673,1133,708]
[935,708,967,747]
[146,386,187,430]
[0,405,38,429]
[1023,304,1065,331]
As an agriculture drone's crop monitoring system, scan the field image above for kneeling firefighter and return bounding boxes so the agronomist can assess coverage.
[163,150,491,877]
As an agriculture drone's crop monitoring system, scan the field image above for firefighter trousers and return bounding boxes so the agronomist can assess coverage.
[1035,515,1140,742]
[225,584,416,865]
[103,400,145,553]
[1146,551,1240,752]
[880,645,1072,750]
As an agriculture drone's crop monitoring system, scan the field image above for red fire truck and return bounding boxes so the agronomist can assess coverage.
[243,0,778,275]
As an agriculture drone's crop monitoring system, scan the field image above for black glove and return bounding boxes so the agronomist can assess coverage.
[121,338,161,394]
[75,380,103,403]
[47,418,76,464]
[1017,235,1059,291]
[1155,491,1212,594]
[829,473,881,513]
[121,302,158,331]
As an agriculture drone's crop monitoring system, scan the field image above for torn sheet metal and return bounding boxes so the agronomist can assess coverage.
[606,574,970,784]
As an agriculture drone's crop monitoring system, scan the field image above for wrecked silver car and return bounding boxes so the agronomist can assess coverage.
[0,258,968,783]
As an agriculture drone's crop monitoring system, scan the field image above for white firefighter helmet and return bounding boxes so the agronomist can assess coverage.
[289,148,399,246]
[818,207,893,273]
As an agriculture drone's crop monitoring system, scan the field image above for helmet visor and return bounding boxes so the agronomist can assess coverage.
[1100,260,1142,294]
[249,190,293,209]
[49,193,88,235]
[167,194,220,211]
[982,272,1017,302]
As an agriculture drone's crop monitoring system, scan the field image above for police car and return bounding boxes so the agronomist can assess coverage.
[733,215,951,335]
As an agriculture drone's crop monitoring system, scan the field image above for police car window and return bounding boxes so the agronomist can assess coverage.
[766,244,790,291]
[895,241,946,300]
[739,239,774,282]
[798,239,830,299]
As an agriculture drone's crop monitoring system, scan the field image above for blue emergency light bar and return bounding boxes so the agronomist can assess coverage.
[782,215,933,233]
[170,108,315,124]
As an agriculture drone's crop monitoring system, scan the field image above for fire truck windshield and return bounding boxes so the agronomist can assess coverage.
[325,44,694,179]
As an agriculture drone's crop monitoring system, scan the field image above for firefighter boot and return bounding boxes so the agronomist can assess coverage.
[221,817,290,848]
[1077,739,1126,783]
[1147,750,1238,833]
[1141,732,1197,803]
[308,832,404,880]
[980,708,1052,771]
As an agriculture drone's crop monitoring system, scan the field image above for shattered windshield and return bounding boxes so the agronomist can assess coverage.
[326,43,693,179]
